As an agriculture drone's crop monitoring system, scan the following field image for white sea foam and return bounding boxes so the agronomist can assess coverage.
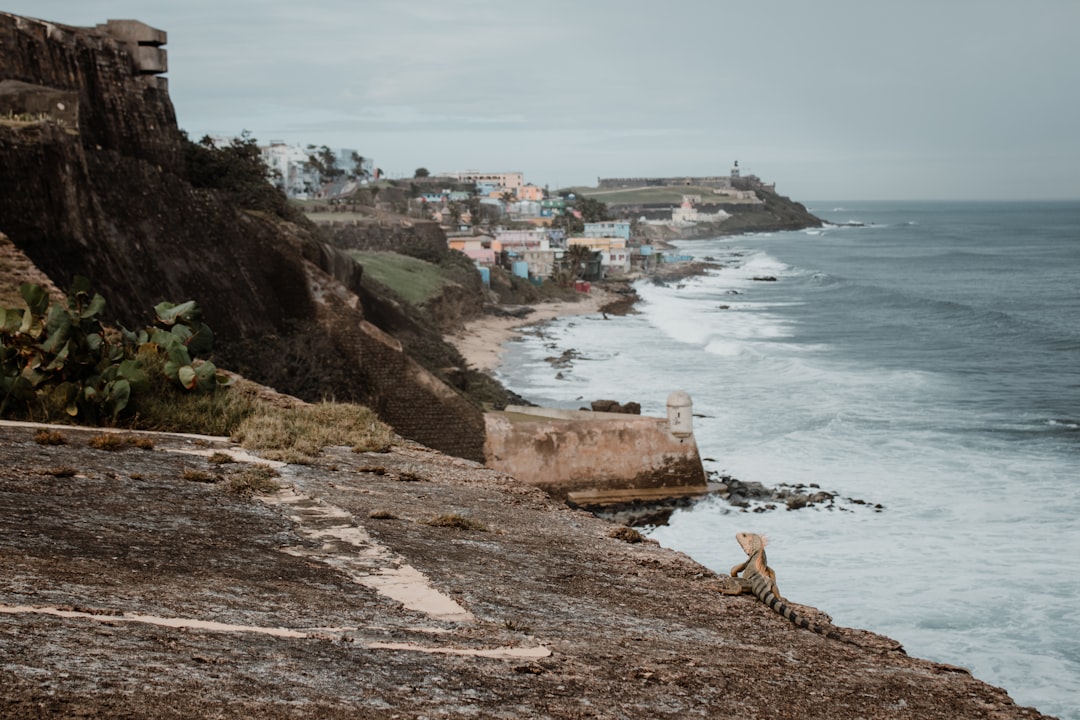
[506,209,1080,719]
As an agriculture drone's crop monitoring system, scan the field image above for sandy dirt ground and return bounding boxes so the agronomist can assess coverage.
[444,289,617,373]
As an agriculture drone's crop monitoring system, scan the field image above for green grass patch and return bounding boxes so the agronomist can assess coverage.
[126,372,266,437]
[347,250,451,304]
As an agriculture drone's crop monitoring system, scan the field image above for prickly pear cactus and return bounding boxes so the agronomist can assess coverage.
[1,277,228,422]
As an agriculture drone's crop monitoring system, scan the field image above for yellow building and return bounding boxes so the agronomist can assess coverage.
[566,236,630,274]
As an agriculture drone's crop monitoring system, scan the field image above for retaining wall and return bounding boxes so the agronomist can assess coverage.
[484,406,708,504]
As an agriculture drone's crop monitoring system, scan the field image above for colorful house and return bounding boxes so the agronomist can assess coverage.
[584,220,631,241]
[566,236,630,274]
[517,184,544,202]
[448,236,496,265]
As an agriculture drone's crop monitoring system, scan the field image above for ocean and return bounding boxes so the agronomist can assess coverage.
[494,201,1080,720]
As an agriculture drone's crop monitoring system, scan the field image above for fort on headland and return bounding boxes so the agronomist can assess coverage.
[596,161,776,194]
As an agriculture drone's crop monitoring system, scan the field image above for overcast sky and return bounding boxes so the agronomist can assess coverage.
[8,1,1079,200]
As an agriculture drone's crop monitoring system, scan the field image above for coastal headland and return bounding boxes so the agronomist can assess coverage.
[0,11,1055,718]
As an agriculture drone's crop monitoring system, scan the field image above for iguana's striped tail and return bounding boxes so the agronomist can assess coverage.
[747,571,847,642]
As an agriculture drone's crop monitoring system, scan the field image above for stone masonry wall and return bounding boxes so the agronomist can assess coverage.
[483,408,707,502]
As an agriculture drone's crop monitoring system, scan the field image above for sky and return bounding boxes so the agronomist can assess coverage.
[6,1,1080,201]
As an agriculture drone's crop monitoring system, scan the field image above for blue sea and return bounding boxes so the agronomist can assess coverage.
[495,201,1080,720]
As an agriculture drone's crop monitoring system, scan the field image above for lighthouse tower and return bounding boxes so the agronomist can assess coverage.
[730,160,740,179]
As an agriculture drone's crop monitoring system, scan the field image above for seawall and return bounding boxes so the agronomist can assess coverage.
[484,404,708,503]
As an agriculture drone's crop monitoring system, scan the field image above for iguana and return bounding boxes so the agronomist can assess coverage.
[720,531,847,643]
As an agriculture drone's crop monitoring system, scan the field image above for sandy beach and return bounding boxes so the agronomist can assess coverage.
[445,288,617,373]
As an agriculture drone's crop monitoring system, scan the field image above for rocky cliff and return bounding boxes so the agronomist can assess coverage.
[0,12,489,460]
[608,184,824,240]
[0,420,1053,719]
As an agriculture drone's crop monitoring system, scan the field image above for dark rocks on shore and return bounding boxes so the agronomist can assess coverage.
[597,281,639,316]
[544,349,579,369]
[585,473,883,528]
[713,474,882,514]
[587,399,642,414]
[577,494,703,528]
[647,261,717,286]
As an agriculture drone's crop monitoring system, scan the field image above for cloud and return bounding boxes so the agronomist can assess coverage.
[4,0,1079,198]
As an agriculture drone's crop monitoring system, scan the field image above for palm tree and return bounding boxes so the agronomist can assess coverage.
[565,244,593,280]
[350,152,370,181]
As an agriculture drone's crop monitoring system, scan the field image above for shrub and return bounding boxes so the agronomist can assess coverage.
[87,433,154,451]
[33,429,66,445]
[220,465,280,498]
[609,526,646,544]
[0,278,145,422]
[423,514,488,532]
[182,130,301,223]
[1,278,230,425]
[182,468,217,483]
[87,433,130,451]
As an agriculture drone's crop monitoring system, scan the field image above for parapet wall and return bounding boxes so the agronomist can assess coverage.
[0,12,181,166]
[597,176,734,190]
[484,406,708,504]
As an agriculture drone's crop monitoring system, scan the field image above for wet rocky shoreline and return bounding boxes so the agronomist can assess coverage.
[581,472,884,528]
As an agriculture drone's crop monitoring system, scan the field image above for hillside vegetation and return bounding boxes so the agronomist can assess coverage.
[347,250,453,305]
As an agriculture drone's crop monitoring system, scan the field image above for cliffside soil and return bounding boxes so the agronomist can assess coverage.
[0,421,1051,720]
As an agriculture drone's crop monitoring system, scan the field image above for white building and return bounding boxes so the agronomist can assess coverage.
[672,196,731,226]
[334,148,373,179]
[259,143,374,198]
[260,142,320,199]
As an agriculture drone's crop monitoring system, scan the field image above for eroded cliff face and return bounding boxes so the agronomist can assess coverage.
[0,12,486,460]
